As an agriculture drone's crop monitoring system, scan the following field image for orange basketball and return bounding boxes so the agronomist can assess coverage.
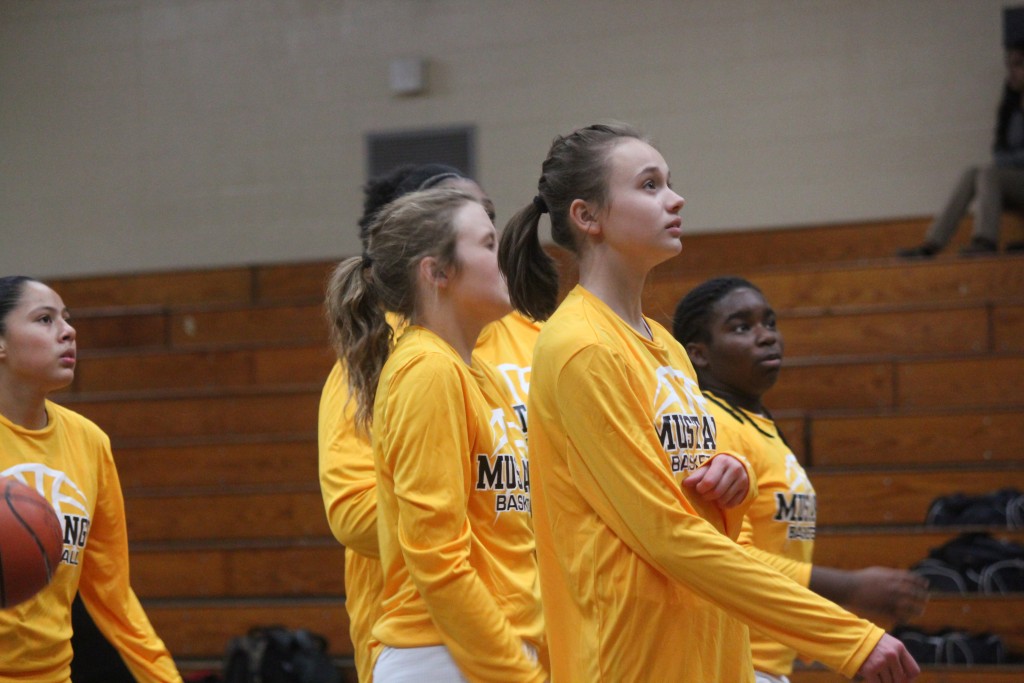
[0,475,64,608]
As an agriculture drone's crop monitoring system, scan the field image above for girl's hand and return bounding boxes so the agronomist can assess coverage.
[856,633,920,682]
[682,454,749,508]
[848,567,930,622]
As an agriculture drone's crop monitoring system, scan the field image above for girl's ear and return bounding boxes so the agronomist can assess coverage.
[417,256,450,289]
[685,341,709,369]
[568,198,602,237]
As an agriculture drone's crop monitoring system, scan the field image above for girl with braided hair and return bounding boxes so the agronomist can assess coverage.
[674,276,928,683]
[498,122,918,682]
[356,164,497,237]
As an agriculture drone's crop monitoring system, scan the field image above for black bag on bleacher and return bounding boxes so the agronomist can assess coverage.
[911,532,1024,593]
[977,557,1024,593]
[943,630,1006,665]
[925,487,1023,527]
[223,626,341,683]
[910,557,971,593]
[892,625,1006,665]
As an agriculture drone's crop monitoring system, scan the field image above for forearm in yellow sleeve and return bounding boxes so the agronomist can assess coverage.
[557,347,883,678]
[741,543,813,587]
[79,454,182,683]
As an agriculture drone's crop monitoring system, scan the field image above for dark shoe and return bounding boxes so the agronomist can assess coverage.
[960,237,999,256]
[1006,240,1024,253]
[897,242,940,258]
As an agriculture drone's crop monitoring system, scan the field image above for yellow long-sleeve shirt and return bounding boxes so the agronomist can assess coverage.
[370,326,544,683]
[0,402,182,683]
[317,359,387,681]
[704,391,817,676]
[474,310,542,437]
[529,286,882,682]
[317,312,540,681]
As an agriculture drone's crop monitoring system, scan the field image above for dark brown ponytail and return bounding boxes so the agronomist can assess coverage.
[498,122,647,321]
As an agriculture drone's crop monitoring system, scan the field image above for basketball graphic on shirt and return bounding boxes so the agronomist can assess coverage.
[1,463,91,568]
[783,453,812,493]
[492,362,530,436]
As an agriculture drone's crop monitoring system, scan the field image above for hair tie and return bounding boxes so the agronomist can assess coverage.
[361,252,373,269]
[532,195,549,214]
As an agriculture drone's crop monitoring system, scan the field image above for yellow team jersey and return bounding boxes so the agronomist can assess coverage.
[705,391,817,676]
[474,310,542,437]
[317,312,539,681]
[370,326,544,682]
[0,402,182,683]
[317,360,387,681]
[528,285,882,682]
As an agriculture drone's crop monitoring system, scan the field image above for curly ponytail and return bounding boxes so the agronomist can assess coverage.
[325,188,472,431]
[325,257,393,431]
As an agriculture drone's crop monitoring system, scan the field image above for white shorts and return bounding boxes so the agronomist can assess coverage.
[373,642,538,682]
[755,672,791,683]
[373,645,467,682]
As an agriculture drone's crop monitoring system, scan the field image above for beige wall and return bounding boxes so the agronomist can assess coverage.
[0,0,1007,278]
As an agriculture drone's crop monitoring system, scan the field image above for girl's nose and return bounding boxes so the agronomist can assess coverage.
[757,325,778,345]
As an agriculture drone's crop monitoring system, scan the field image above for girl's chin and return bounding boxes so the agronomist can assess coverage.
[49,371,75,391]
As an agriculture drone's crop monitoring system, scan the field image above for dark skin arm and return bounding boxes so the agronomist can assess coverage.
[811,566,929,623]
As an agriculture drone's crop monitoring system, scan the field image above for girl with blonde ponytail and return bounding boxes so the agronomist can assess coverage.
[324,188,546,683]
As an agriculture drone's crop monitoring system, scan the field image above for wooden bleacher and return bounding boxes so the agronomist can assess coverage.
[47,216,1023,680]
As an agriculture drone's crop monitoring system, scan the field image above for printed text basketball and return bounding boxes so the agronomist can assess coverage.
[0,475,64,608]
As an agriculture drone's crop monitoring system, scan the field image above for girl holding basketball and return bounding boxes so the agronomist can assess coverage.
[498,122,919,682]
[0,276,181,682]
[326,188,545,682]
[673,276,929,683]
[318,164,540,681]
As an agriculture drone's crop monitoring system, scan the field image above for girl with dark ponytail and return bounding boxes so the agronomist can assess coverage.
[499,123,640,322]
[0,276,182,682]
[324,189,545,682]
[498,123,918,682]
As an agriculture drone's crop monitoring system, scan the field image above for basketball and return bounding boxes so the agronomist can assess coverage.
[0,475,64,608]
